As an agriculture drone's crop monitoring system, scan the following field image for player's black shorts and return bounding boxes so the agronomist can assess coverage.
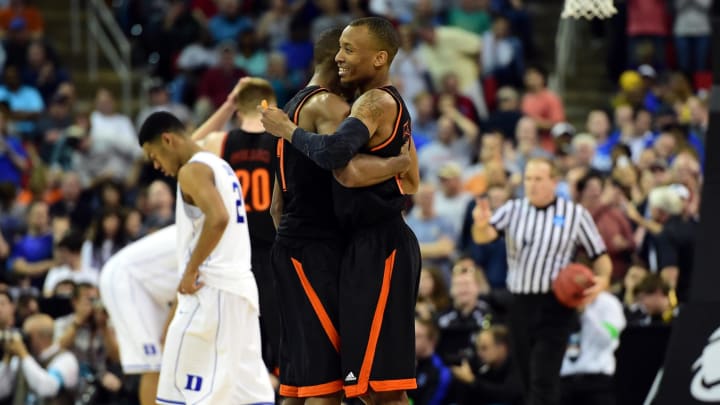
[271,237,343,397]
[251,241,281,373]
[339,217,421,398]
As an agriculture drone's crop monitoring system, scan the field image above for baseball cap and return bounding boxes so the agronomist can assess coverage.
[637,64,657,79]
[551,122,576,138]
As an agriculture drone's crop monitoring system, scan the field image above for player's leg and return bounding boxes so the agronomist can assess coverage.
[139,372,160,405]
[271,239,343,402]
[251,241,282,373]
[340,220,421,400]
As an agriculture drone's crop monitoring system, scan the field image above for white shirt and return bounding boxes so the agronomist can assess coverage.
[88,111,142,182]
[43,265,99,297]
[0,344,79,400]
[176,152,258,309]
[561,292,627,376]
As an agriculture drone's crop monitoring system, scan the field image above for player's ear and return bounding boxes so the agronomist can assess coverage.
[161,132,173,146]
[374,50,388,68]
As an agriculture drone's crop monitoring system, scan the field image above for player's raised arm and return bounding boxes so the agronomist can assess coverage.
[176,162,229,294]
[260,89,395,170]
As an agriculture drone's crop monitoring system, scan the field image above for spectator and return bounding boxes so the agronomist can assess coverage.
[33,93,73,163]
[436,73,482,124]
[626,0,670,68]
[256,0,300,50]
[54,283,122,403]
[417,266,452,319]
[0,108,28,189]
[464,131,518,196]
[8,201,54,290]
[175,27,218,73]
[437,260,492,365]
[617,265,649,307]
[409,317,452,405]
[623,107,654,162]
[0,288,14,329]
[21,40,69,103]
[2,15,30,68]
[511,116,551,173]
[81,209,127,272]
[418,113,477,181]
[571,134,598,171]
[311,0,351,43]
[207,0,252,43]
[484,86,523,141]
[435,162,473,238]
[136,78,192,129]
[673,0,711,74]
[586,110,618,172]
[447,0,492,35]
[0,64,44,136]
[43,230,97,297]
[407,183,457,273]
[124,208,144,242]
[0,313,79,403]
[390,25,430,123]
[560,292,626,405]
[196,41,247,114]
[265,51,304,108]
[14,292,38,327]
[481,14,524,87]
[625,274,675,326]
[88,88,142,187]
[142,180,174,234]
[687,95,708,143]
[416,25,488,118]
[411,92,438,150]
[277,17,314,79]
[450,325,524,405]
[234,28,268,77]
[521,65,565,134]
[150,0,202,81]
[0,0,44,38]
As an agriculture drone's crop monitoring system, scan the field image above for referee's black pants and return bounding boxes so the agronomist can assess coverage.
[509,293,578,405]
[560,374,615,405]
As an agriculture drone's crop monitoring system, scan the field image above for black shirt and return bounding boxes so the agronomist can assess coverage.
[222,128,277,245]
[278,86,341,241]
[332,86,412,229]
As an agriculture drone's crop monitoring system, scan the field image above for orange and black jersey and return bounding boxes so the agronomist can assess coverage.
[333,85,412,228]
[222,128,278,245]
[277,85,341,240]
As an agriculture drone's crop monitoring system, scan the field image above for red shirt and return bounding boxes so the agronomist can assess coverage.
[198,67,246,108]
[521,89,565,125]
[627,0,669,36]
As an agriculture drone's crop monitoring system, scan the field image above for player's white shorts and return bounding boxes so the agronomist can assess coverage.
[100,258,171,374]
[156,285,275,405]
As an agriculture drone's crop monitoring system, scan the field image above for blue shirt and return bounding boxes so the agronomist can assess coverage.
[208,16,253,43]
[0,136,27,187]
[7,233,54,289]
[0,85,44,134]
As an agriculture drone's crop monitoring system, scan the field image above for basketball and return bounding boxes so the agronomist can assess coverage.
[552,263,596,308]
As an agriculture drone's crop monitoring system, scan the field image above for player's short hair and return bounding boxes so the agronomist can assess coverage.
[349,17,400,63]
[137,111,185,146]
[314,27,343,66]
[235,77,276,114]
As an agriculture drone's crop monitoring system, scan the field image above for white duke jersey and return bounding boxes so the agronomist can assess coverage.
[175,152,258,309]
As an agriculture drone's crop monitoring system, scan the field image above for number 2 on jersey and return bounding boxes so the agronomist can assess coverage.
[232,182,245,223]
[234,168,271,212]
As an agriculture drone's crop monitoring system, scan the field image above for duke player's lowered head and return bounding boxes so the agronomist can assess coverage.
[138,111,196,177]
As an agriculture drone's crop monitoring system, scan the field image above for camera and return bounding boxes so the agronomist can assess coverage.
[0,328,22,358]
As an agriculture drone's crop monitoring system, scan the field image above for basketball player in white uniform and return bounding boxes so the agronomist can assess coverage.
[99,225,179,405]
[138,111,274,405]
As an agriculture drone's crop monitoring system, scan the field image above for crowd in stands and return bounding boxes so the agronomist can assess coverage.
[0,0,711,404]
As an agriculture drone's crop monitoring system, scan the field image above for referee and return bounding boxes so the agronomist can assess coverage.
[472,157,611,405]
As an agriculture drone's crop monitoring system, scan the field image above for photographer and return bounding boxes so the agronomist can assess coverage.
[0,313,79,404]
[54,283,123,403]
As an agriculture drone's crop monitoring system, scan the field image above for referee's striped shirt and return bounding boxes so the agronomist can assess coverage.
[490,197,607,294]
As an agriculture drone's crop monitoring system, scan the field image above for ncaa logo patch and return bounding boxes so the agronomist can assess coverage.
[553,215,565,227]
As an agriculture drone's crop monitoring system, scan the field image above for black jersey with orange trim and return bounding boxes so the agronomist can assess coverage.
[332,86,412,228]
[222,128,278,245]
[277,85,341,240]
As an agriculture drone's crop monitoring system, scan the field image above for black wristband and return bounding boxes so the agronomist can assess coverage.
[291,117,370,170]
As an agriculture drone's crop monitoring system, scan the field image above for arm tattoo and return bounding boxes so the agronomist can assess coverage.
[354,90,385,123]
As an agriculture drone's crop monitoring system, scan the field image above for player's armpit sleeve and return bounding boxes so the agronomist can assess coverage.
[291,117,370,170]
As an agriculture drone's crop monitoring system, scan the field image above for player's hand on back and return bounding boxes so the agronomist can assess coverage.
[260,106,297,140]
[178,265,204,295]
[396,138,412,177]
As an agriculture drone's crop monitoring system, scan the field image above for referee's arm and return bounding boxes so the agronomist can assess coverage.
[471,198,508,244]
